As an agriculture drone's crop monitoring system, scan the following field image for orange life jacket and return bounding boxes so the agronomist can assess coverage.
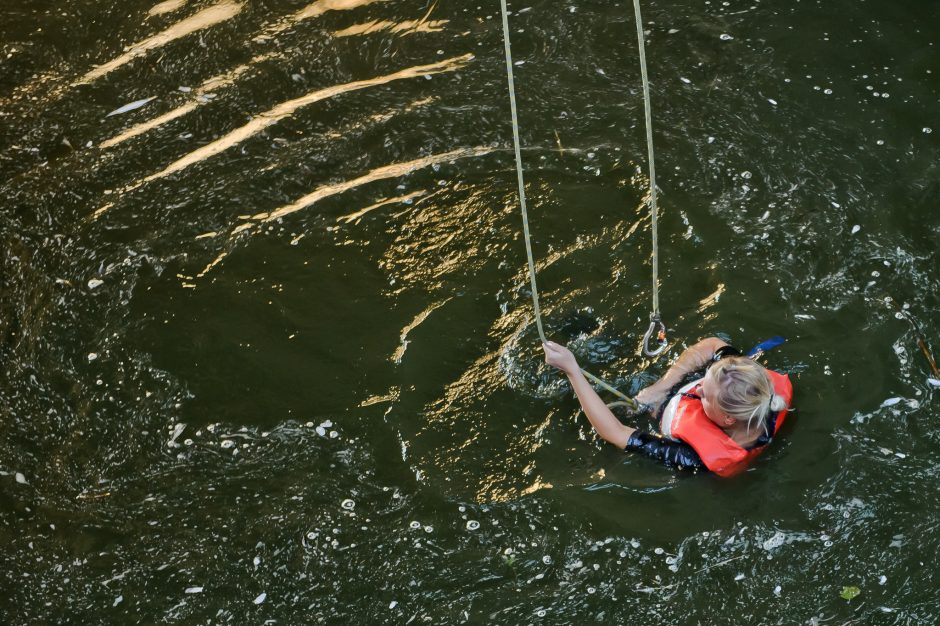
[660,371,793,477]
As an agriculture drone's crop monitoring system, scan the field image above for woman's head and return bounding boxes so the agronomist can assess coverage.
[700,357,787,434]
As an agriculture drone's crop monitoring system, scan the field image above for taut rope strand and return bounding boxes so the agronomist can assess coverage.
[498,0,638,408]
[631,0,669,357]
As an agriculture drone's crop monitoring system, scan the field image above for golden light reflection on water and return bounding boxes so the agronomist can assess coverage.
[253,145,489,223]
[100,101,200,150]
[359,388,400,407]
[7,0,399,108]
[147,0,189,17]
[391,298,451,364]
[697,283,725,313]
[99,56,274,149]
[334,18,448,38]
[407,300,549,503]
[74,1,245,85]
[378,186,507,295]
[336,191,427,225]
[261,0,389,39]
[190,147,492,279]
[385,189,646,502]
[92,55,474,218]
[101,0,430,149]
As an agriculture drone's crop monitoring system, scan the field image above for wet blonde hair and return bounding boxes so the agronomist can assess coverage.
[706,357,787,435]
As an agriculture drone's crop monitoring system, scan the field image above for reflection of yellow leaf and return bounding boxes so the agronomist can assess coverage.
[840,586,861,601]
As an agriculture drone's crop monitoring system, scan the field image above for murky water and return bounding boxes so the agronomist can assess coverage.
[2,0,938,622]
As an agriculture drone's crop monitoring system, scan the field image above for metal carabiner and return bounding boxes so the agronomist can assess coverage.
[642,316,668,357]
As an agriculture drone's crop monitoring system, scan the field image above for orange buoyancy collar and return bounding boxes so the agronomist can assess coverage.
[660,371,794,477]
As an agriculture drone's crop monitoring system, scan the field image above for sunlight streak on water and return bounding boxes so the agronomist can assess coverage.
[261,0,389,39]
[252,145,490,223]
[98,57,271,149]
[92,54,474,218]
[333,2,448,39]
[74,1,245,85]
[147,0,190,17]
[336,190,427,225]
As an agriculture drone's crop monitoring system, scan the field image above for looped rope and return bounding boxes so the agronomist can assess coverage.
[498,0,638,410]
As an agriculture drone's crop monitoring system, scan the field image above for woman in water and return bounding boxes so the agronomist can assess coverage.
[542,337,792,476]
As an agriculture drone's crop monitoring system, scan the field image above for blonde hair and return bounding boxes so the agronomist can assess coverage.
[706,357,787,435]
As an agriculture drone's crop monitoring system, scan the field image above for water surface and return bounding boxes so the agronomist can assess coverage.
[1,0,938,623]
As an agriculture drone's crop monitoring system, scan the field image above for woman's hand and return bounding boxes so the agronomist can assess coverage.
[542,341,580,376]
[634,383,667,410]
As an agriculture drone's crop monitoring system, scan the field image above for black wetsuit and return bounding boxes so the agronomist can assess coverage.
[624,345,750,473]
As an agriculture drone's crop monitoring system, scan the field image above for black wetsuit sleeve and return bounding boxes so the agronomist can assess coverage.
[625,431,706,472]
[713,344,742,361]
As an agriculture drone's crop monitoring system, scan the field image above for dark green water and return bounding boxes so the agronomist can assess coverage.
[2,0,938,623]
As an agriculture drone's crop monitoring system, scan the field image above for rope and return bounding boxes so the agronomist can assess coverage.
[498,0,545,344]
[631,0,668,357]
[632,0,660,318]
[498,0,638,409]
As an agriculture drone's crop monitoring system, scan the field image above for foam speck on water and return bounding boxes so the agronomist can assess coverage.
[762,532,786,550]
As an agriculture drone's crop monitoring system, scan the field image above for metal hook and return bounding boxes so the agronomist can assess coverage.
[642,316,668,357]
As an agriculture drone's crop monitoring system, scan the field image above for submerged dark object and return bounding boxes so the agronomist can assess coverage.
[558,309,601,339]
